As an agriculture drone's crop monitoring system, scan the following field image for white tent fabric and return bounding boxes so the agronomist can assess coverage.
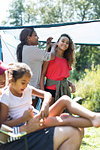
[0,20,100,64]
[36,21,100,45]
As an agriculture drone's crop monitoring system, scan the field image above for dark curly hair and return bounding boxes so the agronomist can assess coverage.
[57,34,75,67]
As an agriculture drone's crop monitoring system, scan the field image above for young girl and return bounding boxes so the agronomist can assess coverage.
[40,34,76,105]
[0,62,52,127]
[0,62,100,130]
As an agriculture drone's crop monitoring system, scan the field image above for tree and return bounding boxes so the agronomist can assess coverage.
[8,0,25,26]
[89,0,100,19]
[24,0,77,24]
[25,0,65,24]
[74,0,93,21]
[24,1,38,24]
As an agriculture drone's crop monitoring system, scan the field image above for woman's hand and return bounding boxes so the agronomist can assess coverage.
[46,37,53,45]
[46,37,53,52]
[24,115,42,133]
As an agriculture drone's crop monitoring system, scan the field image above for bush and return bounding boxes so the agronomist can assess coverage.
[75,65,100,112]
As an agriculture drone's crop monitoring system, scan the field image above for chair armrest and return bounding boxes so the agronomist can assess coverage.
[0,130,27,137]
[0,124,27,144]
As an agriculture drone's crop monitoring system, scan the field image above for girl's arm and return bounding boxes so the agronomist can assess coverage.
[32,88,52,119]
[0,103,8,125]
[40,61,49,90]
[40,43,57,90]
[0,103,33,127]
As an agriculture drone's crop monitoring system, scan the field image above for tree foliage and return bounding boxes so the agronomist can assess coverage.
[74,45,100,79]
[8,0,25,26]
[8,0,100,24]
[89,0,100,19]
[75,65,100,112]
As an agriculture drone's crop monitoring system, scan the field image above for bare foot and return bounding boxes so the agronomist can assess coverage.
[60,113,71,119]
[92,113,100,128]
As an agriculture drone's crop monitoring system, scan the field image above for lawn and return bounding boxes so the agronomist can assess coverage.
[80,127,100,150]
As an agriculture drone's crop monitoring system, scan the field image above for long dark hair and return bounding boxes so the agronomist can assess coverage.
[57,34,75,67]
[16,28,34,62]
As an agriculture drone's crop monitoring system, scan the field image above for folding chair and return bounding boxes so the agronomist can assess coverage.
[0,124,28,150]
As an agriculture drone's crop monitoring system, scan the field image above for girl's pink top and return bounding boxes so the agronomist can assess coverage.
[46,56,72,90]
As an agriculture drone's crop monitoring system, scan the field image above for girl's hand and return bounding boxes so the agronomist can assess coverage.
[39,92,52,120]
[39,103,49,120]
[22,109,33,122]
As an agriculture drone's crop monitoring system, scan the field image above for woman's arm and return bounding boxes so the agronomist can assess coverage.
[19,114,43,134]
[46,37,57,60]
[46,37,53,52]
[50,43,57,60]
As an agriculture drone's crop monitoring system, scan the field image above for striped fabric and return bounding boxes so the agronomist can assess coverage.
[8,127,20,142]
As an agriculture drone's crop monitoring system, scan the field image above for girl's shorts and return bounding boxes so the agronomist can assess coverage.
[45,88,56,98]
[0,127,55,150]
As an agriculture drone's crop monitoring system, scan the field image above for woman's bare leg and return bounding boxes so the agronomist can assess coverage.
[54,126,81,150]
[44,114,92,128]
[79,128,84,139]
[49,95,100,127]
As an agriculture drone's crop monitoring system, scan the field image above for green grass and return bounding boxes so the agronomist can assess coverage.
[80,127,100,150]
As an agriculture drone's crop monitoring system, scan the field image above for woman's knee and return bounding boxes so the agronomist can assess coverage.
[73,127,82,141]
[79,128,85,139]
[71,127,82,150]
[53,126,81,150]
